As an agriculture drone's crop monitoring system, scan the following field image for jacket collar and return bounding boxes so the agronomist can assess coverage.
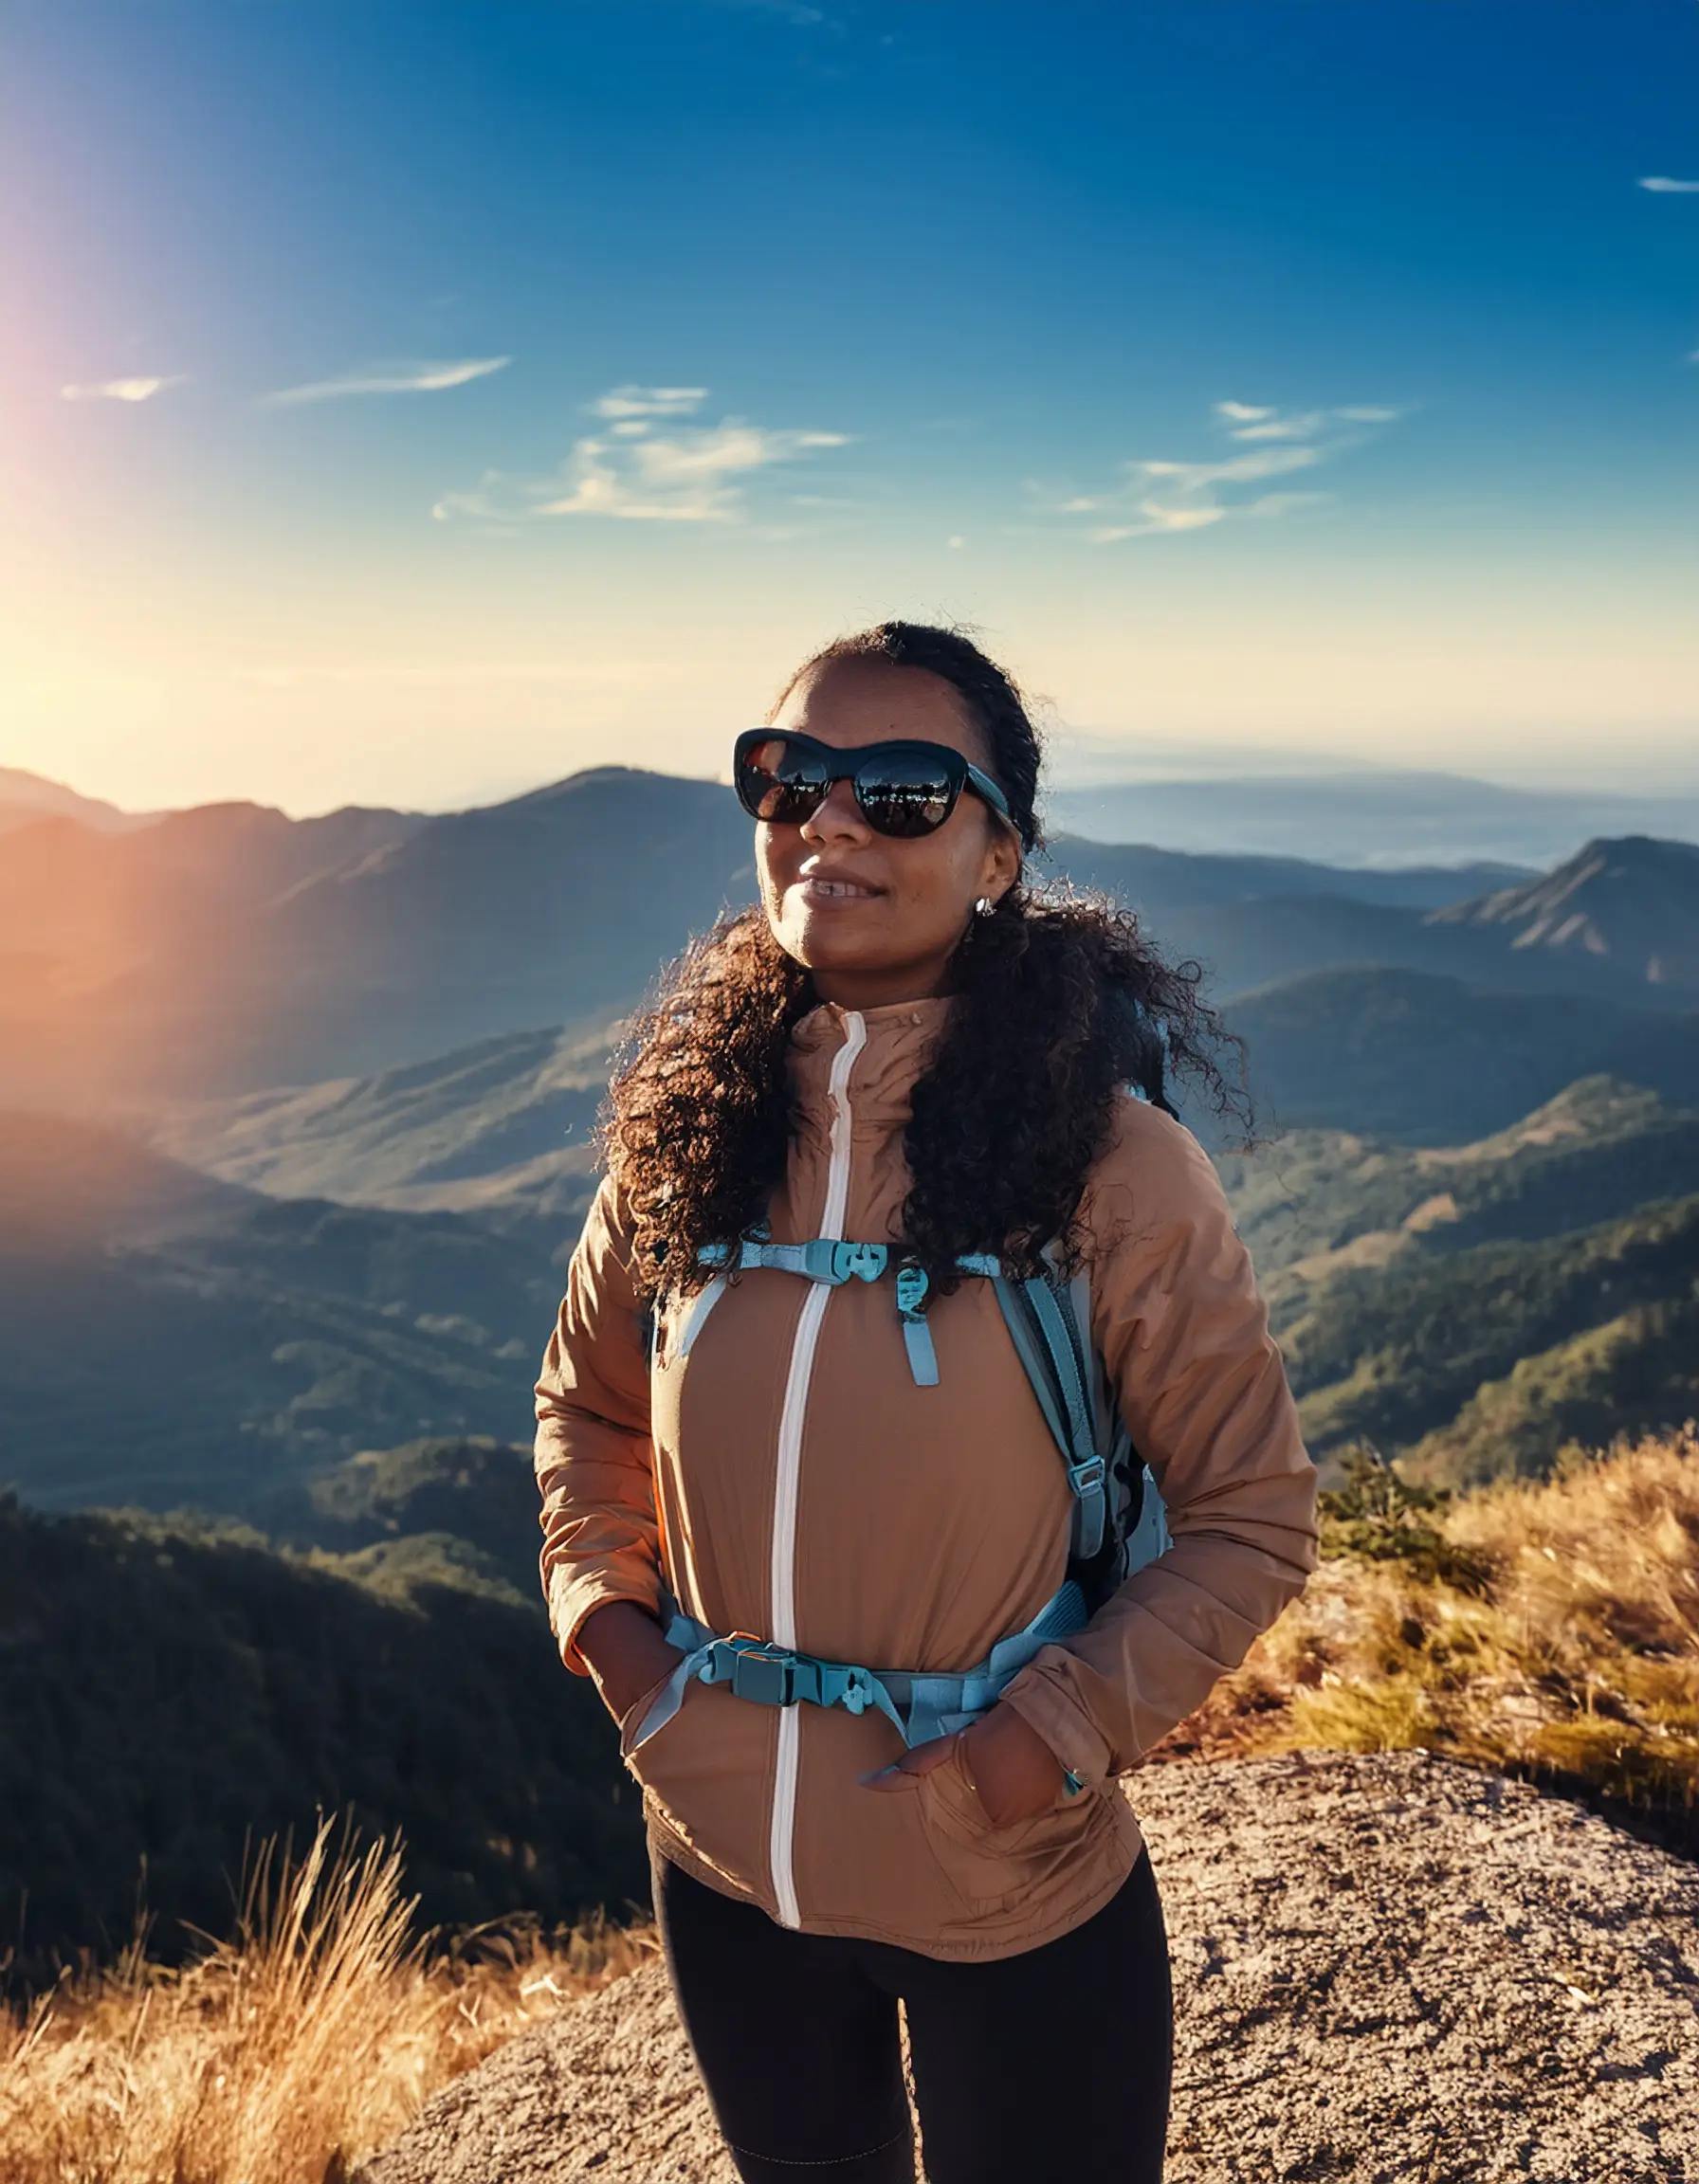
[788,996,954,1139]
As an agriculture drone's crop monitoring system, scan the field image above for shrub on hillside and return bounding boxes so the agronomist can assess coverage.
[1162,1428,1699,1846]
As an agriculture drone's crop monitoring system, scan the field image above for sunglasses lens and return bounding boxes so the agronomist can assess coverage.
[737,736,831,824]
[856,750,958,837]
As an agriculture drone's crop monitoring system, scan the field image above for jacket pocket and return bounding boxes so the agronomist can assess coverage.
[615,1673,775,1897]
[913,1736,1049,1897]
[616,1661,685,1764]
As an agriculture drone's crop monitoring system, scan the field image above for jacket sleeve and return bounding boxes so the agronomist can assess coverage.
[534,1175,666,1674]
[999,1102,1319,1782]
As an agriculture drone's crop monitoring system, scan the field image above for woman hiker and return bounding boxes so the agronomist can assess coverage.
[535,623,1318,2183]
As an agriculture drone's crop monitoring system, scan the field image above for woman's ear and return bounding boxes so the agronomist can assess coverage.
[979,823,1022,908]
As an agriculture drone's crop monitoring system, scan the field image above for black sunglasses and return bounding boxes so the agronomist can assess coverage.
[733,728,1014,841]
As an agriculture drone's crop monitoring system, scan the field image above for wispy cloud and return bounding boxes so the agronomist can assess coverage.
[433,386,850,525]
[60,374,185,403]
[590,384,708,420]
[1638,176,1699,193]
[262,356,510,406]
[1050,401,1403,543]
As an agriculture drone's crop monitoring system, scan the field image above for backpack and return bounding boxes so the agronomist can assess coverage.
[629,1048,1175,1756]
[688,1238,1170,1612]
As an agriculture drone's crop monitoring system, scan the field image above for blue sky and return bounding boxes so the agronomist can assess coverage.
[1,0,1695,812]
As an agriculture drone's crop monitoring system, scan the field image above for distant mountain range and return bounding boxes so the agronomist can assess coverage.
[1047,770,1699,869]
[1429,836,1699,991]
[0,765,157,837]
[0,770,743,1098]
[7,764,1699,1107]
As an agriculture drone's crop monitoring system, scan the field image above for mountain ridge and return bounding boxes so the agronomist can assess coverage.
[9,748,1696,1104]
[1430,834,1699,988]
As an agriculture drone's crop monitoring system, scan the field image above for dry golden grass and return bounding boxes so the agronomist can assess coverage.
[1161,1427,1699,1824]
[0,1823,655,2184]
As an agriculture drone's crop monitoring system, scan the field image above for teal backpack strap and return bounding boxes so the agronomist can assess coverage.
[702,1238,889,1284]
[894,1264,939,1387]
[991,1271,1107,1561]
[894,1253,1018,1389]
[990,1275,1072,1458]
[1024,1276,1108,1559]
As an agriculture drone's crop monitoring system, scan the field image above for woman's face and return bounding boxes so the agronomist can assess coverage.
[756,656,1022,1010]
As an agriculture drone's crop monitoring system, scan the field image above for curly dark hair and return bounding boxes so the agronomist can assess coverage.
[602,622,1244,1300]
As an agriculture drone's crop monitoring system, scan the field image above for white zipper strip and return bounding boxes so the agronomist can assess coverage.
[766,1009,865,1929]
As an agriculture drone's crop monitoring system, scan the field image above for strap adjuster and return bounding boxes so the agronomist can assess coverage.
[1066,1455,1106,1500]
[722,1639,796,1707]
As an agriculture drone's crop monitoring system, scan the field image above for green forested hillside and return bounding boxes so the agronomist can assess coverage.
[1220,1078,1699,1301]
[259,1435,546,1599]
[1403,1302,1699,1486]
[0,1493,644,1993]
[1285,1193,1699,1480]
[1215,1082,1699,1484]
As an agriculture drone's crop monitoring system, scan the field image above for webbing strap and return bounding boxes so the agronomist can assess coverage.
[696,1240,1009,1389]
[1018,1277,1108,1561]
[702,1238,891,1284]
[894,1264,938,1387]
[629,1580,1088,1754]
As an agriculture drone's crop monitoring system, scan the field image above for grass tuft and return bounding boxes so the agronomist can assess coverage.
[1160,1426,1699,1834]
[0,1819,654,2184]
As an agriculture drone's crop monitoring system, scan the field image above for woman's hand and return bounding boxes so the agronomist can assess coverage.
[861,1702,1067,1827]
[576,1600,685,1727]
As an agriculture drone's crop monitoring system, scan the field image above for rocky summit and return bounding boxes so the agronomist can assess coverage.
[359,1750,1699,2184]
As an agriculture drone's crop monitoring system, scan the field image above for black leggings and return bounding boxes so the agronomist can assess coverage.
[653,1848,1173,2183]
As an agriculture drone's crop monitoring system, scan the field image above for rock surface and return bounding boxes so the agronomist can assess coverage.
[361,1752,1699,2182]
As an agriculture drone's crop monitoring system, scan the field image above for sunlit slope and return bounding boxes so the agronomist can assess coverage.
[1287,1193,1699,1482]
[143,1019,612,1229]
[1216,1080,1699,1483]
[0,1115,556,1512]
[1222,1077,1699,1287]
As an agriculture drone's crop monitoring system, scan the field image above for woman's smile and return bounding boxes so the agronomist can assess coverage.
[794,867,886,906]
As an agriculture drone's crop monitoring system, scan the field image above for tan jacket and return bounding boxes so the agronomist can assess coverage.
[536,997,1317,1960]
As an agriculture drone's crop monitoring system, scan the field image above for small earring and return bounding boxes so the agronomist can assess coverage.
[974,897,992,917]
